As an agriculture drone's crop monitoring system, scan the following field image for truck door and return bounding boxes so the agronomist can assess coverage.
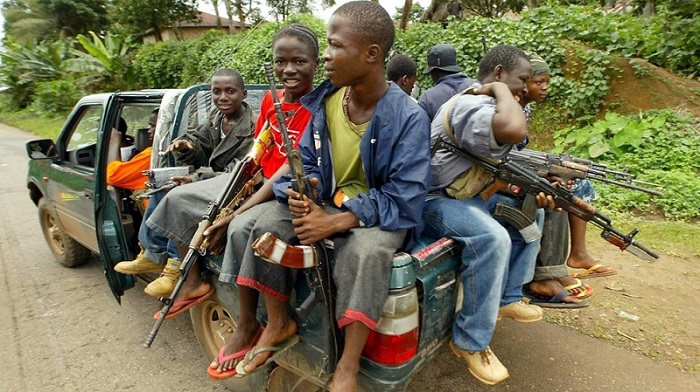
[48,103,106,252]
[94,92,167,302]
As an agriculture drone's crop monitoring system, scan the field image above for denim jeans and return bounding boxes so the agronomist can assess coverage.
[138,190,180,263]
[422,193,540,352]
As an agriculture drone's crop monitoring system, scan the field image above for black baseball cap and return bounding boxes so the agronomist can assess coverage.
[423,44,463,74]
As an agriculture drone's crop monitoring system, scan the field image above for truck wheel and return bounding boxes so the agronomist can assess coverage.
[38,197,91,268]
[190,286,271,391]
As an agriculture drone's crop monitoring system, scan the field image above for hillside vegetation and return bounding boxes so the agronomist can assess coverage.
[1,5,699,221]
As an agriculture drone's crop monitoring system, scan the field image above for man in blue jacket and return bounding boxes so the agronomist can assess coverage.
[232,2,431,390]
[418,43,475,121]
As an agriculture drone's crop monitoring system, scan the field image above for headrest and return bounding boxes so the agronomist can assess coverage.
[134,128,151,153]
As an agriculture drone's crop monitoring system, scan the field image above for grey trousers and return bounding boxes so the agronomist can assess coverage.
[533,209,570,281]
[236,201,406,329]
[147,173,233,247]
[218,200,278,284]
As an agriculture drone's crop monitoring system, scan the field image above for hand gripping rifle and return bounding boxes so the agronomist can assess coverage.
[433,137,660,261]
[143,122,273,348]
[508,148,664,196]
[254,63,339,370]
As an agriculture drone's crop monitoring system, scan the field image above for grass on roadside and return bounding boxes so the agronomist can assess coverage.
[588,213,700,259]
[0,110,65,140]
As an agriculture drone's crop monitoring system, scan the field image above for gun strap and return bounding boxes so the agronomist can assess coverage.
[252,232,318,268]
[438,94,495,200]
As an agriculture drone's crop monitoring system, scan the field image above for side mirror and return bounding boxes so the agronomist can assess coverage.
[26,139,58,160]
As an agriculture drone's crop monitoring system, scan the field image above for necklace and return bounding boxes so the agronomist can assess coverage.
[342,88,366,139]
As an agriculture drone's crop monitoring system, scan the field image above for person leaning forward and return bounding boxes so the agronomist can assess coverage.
[232,2,431,391]
[422,44,558,385]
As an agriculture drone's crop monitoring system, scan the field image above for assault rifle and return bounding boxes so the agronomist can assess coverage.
[258,63,338,368]
[433,137,660,261]
[143,124,273,348]
[508,149,663,196]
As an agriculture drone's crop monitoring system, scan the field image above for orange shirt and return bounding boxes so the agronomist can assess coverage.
[106,147,152,190]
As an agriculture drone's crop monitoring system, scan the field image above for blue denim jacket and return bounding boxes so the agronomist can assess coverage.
[273,80,432,244]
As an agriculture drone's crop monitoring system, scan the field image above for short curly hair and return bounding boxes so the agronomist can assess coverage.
[477,44,529,80]
[333,1,395,59]
[211,68,244,88]
[386,54,417,82]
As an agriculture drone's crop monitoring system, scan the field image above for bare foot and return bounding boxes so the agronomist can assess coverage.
[567,255,614,274]
[173,279,211,304]
[241,319,297,374]
[330,360,360,392]
[209,321,262,373]
[529,279,584,304]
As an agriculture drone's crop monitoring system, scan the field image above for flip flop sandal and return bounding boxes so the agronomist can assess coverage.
[570,263,617,279]
[235,335,300,378]
[207,327,264,380]
[153,287,214,320]
[563,278,595,299]
[525,288,590,309]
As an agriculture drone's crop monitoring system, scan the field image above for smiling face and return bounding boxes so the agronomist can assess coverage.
[273,36,318,103]
[525,73,550,103]
[495,56,532,102]
[211,75,246,116]
[323,14,367,87]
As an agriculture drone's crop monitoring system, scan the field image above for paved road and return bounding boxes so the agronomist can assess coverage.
[1,123,698,392]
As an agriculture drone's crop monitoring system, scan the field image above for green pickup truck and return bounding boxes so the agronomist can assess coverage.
[26,84,463,391]
[25,85,268,299]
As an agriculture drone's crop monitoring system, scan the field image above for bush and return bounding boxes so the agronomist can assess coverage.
[30,80,83,116]
[197,14,327,85]
[552,110,700,221]
[133,40,198,88]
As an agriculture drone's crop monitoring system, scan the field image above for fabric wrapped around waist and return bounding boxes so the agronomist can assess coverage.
[252,232,317,268]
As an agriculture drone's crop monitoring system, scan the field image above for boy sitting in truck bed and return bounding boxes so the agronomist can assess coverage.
[114,69,256,299]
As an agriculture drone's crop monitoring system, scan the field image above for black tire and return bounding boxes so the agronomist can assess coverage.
[190,281,270,391]
[38,197,91,268]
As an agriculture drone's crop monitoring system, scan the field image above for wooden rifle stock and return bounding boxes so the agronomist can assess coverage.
[144,122,274,348]
[434,137,659,261]
[263,63,339,370]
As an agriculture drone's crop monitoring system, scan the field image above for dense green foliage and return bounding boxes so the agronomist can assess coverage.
[1,4,698,222]
[553,110,700,221]
[109,0,199,40]
[133,40,199,88]
[522,5,699,77]
[1,0,108,44]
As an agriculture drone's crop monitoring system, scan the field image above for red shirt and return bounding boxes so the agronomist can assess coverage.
[255,90,312,178]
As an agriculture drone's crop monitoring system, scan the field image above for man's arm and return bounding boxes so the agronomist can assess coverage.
[478,82,527,145]
[106,129,122,166]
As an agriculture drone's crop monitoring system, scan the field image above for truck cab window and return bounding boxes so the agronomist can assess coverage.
[66,105,102,167]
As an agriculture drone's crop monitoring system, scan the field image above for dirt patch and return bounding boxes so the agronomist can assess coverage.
[605,57,700,118]
[544,238,700,373]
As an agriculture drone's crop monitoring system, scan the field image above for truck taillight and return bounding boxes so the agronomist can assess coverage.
[362,286,419,366]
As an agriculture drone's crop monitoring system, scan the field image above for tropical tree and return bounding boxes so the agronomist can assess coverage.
[1,0,107,44]
[0,39,76,108]
[395,1,426,29]
[65,31,138,91]
[109,0,199,41]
